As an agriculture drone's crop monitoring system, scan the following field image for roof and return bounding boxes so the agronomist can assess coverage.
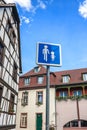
[21,66,47,77]
[55,68,87,85]
[19,67,87,90]
[19,66,56,90]
[0,2,20,23]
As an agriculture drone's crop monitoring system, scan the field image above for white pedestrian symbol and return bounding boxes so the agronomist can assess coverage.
[42,45,49,62]
[51,51,55,61]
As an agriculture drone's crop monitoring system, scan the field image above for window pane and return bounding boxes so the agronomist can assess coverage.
[0,42,4,64]
[81,120,87,127]
[9,94,14,113]
[21,92,28,106]
[83,74,87,81]
[24,78,30,85]
[0,87,3,104]
[73,90,82,96]
[38,77,43,84]
[59,91,68,97]
[62,76,70,83]
[20,113,27,128]
[13,63,17,82]
[37,92,43,103]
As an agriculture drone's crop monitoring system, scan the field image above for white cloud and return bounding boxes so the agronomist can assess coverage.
[37,0,46,9]
[5,0,33,11]
[78,0,87,19]
[21,16,30,24]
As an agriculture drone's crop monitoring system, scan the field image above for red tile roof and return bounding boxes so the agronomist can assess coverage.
[19,66,56,90]
[55,68,87,85]
[19,67,87,90]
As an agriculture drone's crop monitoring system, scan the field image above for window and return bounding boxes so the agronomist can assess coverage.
[0,41,4,65]
[73,90,82,96]
[6,20,16,44]
[82,73,87,81]
[64,120,87,128]
[62,75,70,83]
[9,93,14,113]
[24,78,30,85]
[21,91,28,106]
[38,76,43,84]
[81,120,87,127]
[36,91,43,104]
[13,62,17,82]
[6,20,12,32]
[34,66,40,73]
[0,87,3,105]
[20,113,27,128]
[10,30,16,43]
[59,91,68,97]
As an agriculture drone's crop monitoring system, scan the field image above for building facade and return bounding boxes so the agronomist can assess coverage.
[16,66,87,130]
[0,0,22,129]
[16,66,56,130]
[55,68,87,130]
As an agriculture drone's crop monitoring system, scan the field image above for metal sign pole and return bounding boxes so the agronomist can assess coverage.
[46,65,50,130]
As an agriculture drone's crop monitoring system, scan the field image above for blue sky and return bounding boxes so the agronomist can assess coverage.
[5,0,87,73]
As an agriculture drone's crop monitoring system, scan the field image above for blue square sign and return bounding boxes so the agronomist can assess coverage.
[36,42,62,66]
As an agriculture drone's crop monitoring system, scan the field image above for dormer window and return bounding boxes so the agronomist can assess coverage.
[38,76,43,84]
[34,66,40,73]
[24,78,30,85]
[62,75,70,83]
[82,73,87,81]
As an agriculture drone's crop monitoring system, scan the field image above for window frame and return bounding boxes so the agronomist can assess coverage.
[24,77,30,85]
[0,39,4,65]
[62,75,70,83]
[0,86,3,106]
[6,19,16,44]
[21,91,28,106]
[73,90,82,96]
[13,62,17,82]
[36,91,43,104]
[59,91,68,97]
[20,113,27,128]
[9,93,15,114]
[34,66,40,73]
[82,73,87,81]
[37,76,43,84]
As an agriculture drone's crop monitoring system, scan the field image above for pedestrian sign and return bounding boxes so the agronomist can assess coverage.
[36,42,62,66]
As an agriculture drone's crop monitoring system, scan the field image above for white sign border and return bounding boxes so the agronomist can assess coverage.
[36,42,62,67]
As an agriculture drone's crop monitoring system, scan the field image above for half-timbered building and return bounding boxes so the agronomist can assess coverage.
[0,0,22,129]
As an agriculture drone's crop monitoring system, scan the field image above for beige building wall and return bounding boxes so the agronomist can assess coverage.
[16,87,55,130]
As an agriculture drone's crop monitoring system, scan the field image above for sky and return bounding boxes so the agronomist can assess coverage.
[5,0,87,73]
